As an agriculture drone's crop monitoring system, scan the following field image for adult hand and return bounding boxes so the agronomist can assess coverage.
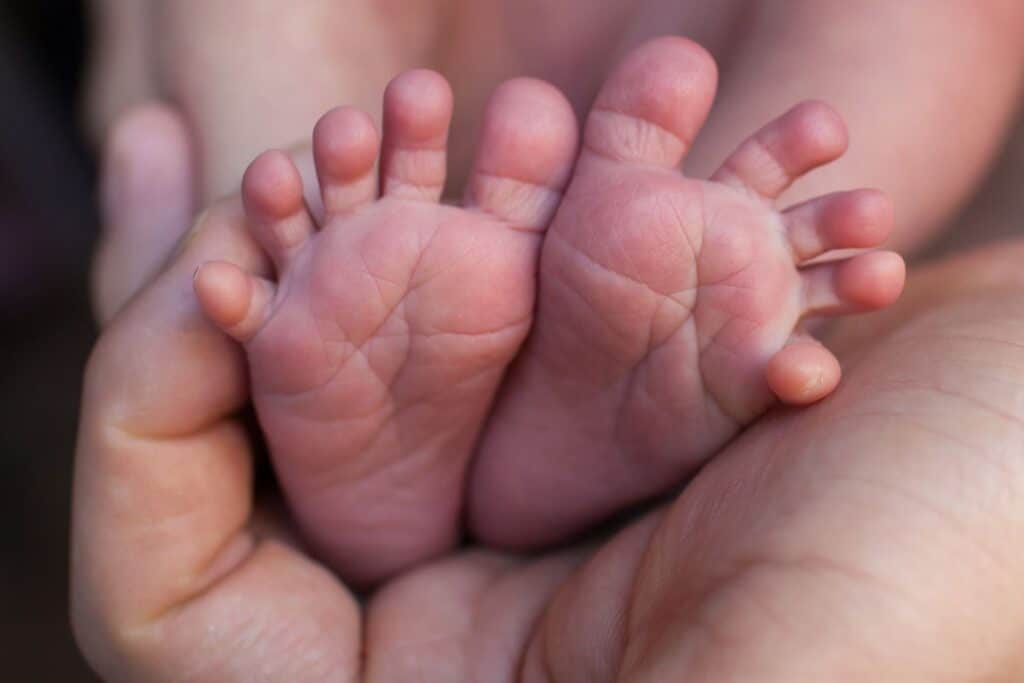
[73,106,1024,681]
[91,105,196,324]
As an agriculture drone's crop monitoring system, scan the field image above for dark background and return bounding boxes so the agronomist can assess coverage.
[2,2,1023,680]
[3,1,99,679]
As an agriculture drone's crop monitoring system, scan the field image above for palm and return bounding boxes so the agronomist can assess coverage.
[79,199,1023,683]
[362,272,1024,680]
[79,97,1024,683]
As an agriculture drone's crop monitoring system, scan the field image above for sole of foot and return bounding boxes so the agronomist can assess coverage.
[469,37,905,550]
[195,69,579,585]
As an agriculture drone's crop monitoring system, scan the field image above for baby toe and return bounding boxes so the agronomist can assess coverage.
[242,150,316,272]
[313,106,380,218]
[194,260,275,342]
[766,337,842,405]
[379,69,453,202]
[582,36,718,169]
[463,77,578,232]
[802,250,906,317]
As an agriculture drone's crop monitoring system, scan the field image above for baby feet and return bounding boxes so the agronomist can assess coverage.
[194,70,578,584]
[469,37,905,548]
[194,38,903,576]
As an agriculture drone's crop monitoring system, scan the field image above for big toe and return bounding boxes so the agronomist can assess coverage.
[463,77,579,232]
[583,36,718,169]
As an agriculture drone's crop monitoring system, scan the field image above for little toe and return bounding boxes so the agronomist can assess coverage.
[712,101,848,201]
[463,78,578,231]
[241,150,316,271]
[194,261,275,342]
[766,337,842,405]
[784,189,895,262]
[379,69,453,201]
[313,106,380,218]
[582,36,718,169]
[802,250,906,317]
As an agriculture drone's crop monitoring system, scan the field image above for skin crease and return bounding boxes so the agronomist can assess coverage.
[466,42,905,550]
[191,73,583,585]
[75,1,1024,679]
[177,40,904,576]
[75,115,1024,678]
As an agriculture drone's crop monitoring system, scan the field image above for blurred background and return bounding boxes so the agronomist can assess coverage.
[1,2,1023,680]
[3,1,99,679]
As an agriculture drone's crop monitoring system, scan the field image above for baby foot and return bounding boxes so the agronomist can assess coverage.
[470,37,905,548]
[193,70,578,584]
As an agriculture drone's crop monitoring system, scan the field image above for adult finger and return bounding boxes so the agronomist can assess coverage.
[91,103,197,325]
[73,203,361,681]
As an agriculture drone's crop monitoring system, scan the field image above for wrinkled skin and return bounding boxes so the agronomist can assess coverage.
[470,43,902,548]
[189,40,903,582]
[76,100,1024,679]
[191,73,581,585]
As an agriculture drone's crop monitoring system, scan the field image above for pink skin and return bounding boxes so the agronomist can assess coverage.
[76,171,1024,678]
[92,104,196,324]
[470,38,905,549]
[87,3,1024,255]
[194,70,579,585]
[76,98,1024,681]
[195,39,905,569]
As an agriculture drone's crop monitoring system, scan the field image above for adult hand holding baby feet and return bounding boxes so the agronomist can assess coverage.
[470,37,905,548]
[75,95,1024,683]
[193,70,578,584]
